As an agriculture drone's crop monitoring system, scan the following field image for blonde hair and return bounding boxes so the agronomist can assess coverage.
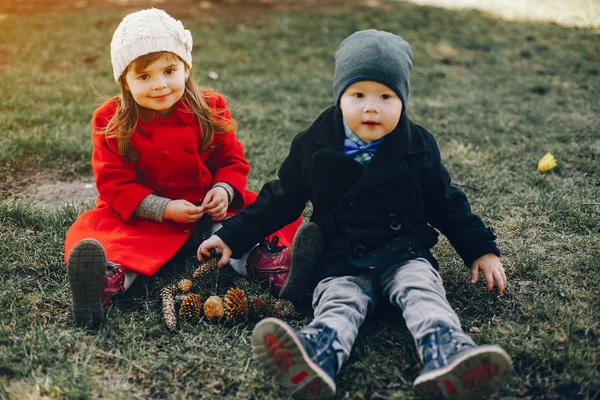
[101,52,236,162]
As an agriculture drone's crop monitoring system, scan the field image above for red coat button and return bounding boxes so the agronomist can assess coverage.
[167,182,177,189]
[184,144,195,154]
[190,174,200,183]
[159,151,170,160]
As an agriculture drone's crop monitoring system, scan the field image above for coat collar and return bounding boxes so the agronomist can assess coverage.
[135,99,196,135]
[304,106,427,155]
[304,106,428,192]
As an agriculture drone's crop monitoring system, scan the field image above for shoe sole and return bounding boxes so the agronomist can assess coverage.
[279,222,325,304]
[67,238,106,328]
[413,345,512,399]
[252,318,336,399]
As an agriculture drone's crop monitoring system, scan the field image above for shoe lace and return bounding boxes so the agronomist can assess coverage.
[421,327,473,367]
[106,261,121,278]
[301,323,343,365]
[263,235,286,253]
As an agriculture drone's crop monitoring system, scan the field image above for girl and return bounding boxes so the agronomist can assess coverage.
[65,8,305,328]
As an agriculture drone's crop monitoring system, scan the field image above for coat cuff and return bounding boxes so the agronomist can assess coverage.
[214,222,258,259]
[453,227,500,267]
[212,182,234,204]
[133,194,171,222]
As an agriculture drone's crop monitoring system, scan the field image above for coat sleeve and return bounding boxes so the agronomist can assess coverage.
[91,100,153,222]
[215,133,310,258]
[421,131,499,267]
[204,93,250,207]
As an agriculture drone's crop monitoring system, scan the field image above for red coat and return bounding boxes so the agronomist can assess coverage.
[64,92,255,276]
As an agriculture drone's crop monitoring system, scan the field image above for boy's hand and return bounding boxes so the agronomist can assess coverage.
[471,253,507,295]
[203,187,229,221]
[163,200,204,223]
[198,235,232,267]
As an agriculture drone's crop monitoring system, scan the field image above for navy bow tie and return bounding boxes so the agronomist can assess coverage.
[343,138,383,157]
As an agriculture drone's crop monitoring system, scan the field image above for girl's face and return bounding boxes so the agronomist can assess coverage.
[339,80,403,142]
[124,53,189,116]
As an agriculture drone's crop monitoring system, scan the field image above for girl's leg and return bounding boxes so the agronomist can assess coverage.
[68,239,135,328]
[245,222,325,304]
[68,239,106,328]
[124,270,137,289]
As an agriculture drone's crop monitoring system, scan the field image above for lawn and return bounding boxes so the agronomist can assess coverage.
[0,1,599,398]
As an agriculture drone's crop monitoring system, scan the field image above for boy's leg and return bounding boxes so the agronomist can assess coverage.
[252,318,339,399]
[310,274,375,367]
[380,257,463,338]
[251,274,375,399]
[380,258,512,398]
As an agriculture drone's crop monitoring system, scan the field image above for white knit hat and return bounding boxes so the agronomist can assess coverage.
[110,8,193,82]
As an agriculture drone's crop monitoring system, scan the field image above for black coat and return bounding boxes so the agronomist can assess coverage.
[217,106,499,283]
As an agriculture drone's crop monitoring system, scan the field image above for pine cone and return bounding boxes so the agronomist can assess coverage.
[192,257,218,279]
[179,293,203,324]
[160,287,177,330]
[250,297,270,321]
[271,299,297,320]
[177,279,193,293]
[203,295,224,322]
[232,276,251,290]
[174,294,188,302]
[224,288,249,323]
[166,283,179,294]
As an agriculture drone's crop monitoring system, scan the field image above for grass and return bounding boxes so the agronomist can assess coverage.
[1,1,599,398]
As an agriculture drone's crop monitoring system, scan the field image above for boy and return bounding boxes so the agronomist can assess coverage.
[198,30,512,399]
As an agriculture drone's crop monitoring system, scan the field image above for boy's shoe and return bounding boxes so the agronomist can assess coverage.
[246,222,325,304]
[67,239,126,327]
[413,327,512,399]
[252,318,340,399]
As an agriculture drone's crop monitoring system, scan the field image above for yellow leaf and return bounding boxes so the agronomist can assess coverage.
[538,152,557,172]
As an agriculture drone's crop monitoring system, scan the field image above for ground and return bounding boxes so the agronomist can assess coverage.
[2,0,381,207]
[1,0,597,208]
[1,0,379,20]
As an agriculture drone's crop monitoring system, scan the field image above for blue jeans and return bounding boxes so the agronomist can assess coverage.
[310,257,474,368]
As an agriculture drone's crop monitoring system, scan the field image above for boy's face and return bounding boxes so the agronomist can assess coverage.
[339,80,403,142]
[124,54,189,116]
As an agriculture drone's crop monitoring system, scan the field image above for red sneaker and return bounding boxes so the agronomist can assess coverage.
[246,222,325,304]
[67,239,126,327]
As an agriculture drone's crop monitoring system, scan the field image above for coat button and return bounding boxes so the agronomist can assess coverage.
[167,182,177,189]
[389,221,402,231]
[184,144,195,154]
[348,201,356,209]
[190,174,200,182]
[159,151,170,160]
[352,245,366,258]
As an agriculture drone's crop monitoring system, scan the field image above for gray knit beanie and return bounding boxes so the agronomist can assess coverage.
[110,8,193,82]
[333,29,413,111]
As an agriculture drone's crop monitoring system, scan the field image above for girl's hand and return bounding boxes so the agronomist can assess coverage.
[163,200,204,223]
[203,187,229,221]
[470,253,507,294]
[198,235,232,267]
